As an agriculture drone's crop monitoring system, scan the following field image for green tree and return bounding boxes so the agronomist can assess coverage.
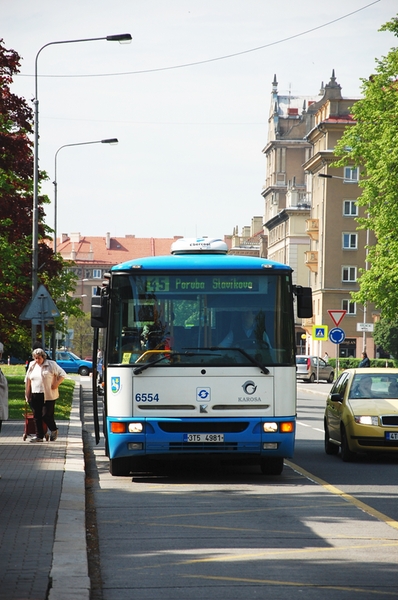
[0,39,82,357]
[373,319,398,358]
[334,16,398,320]
[68,313,93,359]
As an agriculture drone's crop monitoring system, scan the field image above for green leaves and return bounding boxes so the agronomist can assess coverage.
[0,40,82,357]
[334,16,398,320]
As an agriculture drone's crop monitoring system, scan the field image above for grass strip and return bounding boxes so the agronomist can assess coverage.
[1,366,75,420]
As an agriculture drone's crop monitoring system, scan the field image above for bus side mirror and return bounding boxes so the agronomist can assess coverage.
[294,286,313,319]
[91,295,108,328]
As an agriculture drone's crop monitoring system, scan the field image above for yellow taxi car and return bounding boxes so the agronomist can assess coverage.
[324,368,398,461]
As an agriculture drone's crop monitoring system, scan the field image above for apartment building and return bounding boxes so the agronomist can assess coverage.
[303,71,377,358]
[262,72,377,357]
[262,75,322,346]
[225,217,268,257]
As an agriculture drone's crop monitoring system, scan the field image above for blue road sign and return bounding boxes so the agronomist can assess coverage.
[329,327,346,344]
[312,325,328,340]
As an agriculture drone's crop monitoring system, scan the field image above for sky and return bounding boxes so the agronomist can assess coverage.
[2,0,397,241]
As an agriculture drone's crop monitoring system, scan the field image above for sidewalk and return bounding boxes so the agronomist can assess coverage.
[0,384,89,600]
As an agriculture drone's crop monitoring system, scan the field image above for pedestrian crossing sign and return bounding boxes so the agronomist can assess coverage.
[312,325,328,340]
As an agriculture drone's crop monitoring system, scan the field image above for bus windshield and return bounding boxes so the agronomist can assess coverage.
[107,272,295,368]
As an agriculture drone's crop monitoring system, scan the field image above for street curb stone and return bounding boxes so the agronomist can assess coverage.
[48,384,90,600]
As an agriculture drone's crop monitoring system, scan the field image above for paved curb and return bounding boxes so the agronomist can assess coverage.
[49,384,90,600]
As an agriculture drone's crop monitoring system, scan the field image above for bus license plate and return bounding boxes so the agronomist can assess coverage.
[184,434,224,443]
[385,432,398,441]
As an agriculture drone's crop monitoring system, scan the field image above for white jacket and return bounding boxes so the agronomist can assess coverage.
[25,359,66,402]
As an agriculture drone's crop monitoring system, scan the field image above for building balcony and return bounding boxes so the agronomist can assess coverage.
[305,250,318,272]
[306,218,319,241]
[302,316,315,327]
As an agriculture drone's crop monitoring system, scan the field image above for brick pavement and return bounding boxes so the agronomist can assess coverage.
[0,385,89,600]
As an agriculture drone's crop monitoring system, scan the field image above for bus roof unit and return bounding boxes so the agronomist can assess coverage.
[171,237,228,255]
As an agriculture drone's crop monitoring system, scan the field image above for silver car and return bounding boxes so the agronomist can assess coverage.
[296,355,334,383]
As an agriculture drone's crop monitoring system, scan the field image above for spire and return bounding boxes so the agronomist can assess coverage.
[272,74,278,93]
[323,69,342,99]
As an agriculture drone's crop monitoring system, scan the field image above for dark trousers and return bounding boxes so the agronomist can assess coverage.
[31,393,57,439]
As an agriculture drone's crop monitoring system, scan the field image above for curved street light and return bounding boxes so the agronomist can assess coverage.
[32,33,132,301]
[53,138,118,254]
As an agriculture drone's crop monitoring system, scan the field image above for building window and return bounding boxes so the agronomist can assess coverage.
[343,233,357,249]
[343,200,358,217]
[93,269,102,279]
[342,266,357,282]
[344,167,359,183]
[91,286,99,297]
[342,299,356,315]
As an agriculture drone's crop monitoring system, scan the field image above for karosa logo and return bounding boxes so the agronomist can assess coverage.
[242,380,257,395]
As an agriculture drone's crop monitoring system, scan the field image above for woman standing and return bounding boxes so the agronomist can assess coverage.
[358,351,371,368]
[25,348,66,443]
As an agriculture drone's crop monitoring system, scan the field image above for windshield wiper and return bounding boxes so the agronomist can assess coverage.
[133,351,199,374]
[185,346,270,375]
[223,347,270,374]
[133,352,178,374]
[134,348,270,375]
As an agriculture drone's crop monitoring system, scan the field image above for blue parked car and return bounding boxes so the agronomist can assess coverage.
[56,351,92,376]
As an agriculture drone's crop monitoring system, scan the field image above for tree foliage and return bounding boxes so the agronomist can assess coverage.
[68,313,93,359]
[334,16,398,320]
[373,319,398,358]
[0,39,82,357]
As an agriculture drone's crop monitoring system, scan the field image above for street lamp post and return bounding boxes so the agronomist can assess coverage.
[53,138,118,254]
[32,33,131,301]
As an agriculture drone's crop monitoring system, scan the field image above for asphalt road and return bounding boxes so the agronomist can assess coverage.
[82,381,398,600]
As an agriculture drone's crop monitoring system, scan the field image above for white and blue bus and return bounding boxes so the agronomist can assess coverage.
[91,237,312,476]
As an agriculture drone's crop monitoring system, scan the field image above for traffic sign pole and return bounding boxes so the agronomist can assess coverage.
[329,327,346,377]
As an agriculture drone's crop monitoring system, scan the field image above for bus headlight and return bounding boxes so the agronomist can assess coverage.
[128,422,144,433]
[263,422,278,433]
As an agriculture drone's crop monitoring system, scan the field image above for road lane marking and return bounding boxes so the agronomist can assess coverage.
[297,421,323,433]
[184,574,397,595]
[286,460,398,532]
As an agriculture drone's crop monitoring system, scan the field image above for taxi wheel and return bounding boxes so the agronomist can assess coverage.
[324,422,339,455]
[340,426,355,462]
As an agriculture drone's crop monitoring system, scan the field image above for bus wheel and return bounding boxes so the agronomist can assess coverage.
[109,457,131,476]
[260,457,284,475]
